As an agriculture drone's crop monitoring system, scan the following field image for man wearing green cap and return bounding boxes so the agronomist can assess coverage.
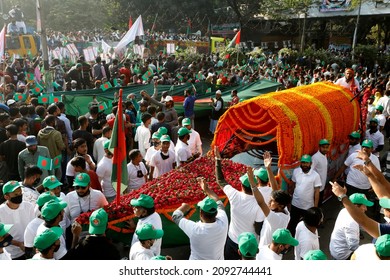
[93,126,112,164]
[238,232,259,260]
[0,223,13,260]
[257,228,299,260]
[126,149,148,192]
[65,208,120,260]
[311,139,330,205]
[374,105,386,131]
[0,180,35,259]
[333,139,380,197]
[129,223,164,260]
[304,249,328,260]
[288,154,322,236]
[32,227,63,260]
[96,140,116,202]
[182,117,202,157]
[346,131,361,160]
[365,118,384,157]
[175,127,200,167]
[145,132,161,178]
[351,234,390,260]
[130,194,163,256]
[172,177,228,260]
[329,192,373,260]
[149,135,176,180]
[36,200,68,259]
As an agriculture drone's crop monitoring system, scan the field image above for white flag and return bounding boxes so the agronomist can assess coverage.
[0,26,5,62]
[115,15,144,54]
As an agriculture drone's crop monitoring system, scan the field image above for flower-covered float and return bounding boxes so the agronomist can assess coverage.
[76,157,247,246]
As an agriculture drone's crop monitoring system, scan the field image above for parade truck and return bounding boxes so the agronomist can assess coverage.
[5,34,38,58]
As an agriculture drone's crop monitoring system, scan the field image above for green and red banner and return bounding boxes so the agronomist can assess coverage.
[100,82,112,92]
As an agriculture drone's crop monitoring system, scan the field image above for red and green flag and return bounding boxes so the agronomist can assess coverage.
[100,82,112,91]
[14,93,27,102]
[227,30,241,48]
[32,83,44,95]
[195,73,203,80]
[37,155,53,171]
[157,66,165,74]
[38,94,50,104]
[98,102,108,113]
[142,69,153,81]
[176,73,183,81]
[49,95,62,104]
[206,88,212,94]
[52,155,62,169]
[109,88,128,203]
[0,94,3,102]
[26,72,35,82]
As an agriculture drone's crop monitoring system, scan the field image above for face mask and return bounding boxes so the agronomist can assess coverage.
[0,234,13,247]
[160,152,169,160]
[10,194,23,204]
[280,248,289,255]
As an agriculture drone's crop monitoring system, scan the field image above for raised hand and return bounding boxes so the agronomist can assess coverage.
[353,164,372,176]
[356,150,369,161]
[197,177,206,192]
[247,166,256,187]
[263,151,272,168]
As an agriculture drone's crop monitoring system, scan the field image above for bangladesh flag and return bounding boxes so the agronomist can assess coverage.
[100,82,112,91]
[38,95,50,104]
[157,66,165,74]
[206,88,212,94]
[49,95,62,104]
[0,94,3,101]
[109,89,128,203]
[52,155,62,169]
[26,72,35,82]
[98,102,108,113]
[14,93,27,102]
[113,78,121,87]
[32,83,44,95]
[195,73,203,80]
[37,155,53,171]
[176,73,183,81]
[142,70,153,81]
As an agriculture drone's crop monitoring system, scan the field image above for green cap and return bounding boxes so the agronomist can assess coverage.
[303,250,328,260]
[239,174,257,188]
[369,118,379,124]
[0,223,13,237]
[178,127,192,137]
[182,118,191,126]
[36,192,60,207]
[157,127,168,135]
[41,200,67,220]
[375,234,390,257]
[300,154,312,163]
[76,63,82,68]
[319,139,330,145]
[272,228,299,246]
[254,168,269,182]
[130,194,154,208]
[238,232,258,258]
[42,176,62,190]
[349,131,361,139]
[136,223,164,241]
[197,197,218,214]
[152,132,162,140]
[376,105,384,112]
[379,198,390,209]
[73,173,91,187]
[34,227,63,251]
[103,140,111,149]
[89,208,108,235]
[361,139,374,148]
[151,255,167,260]
[160,135,171,143]
[349,193,373,206]
[2,181,21,195]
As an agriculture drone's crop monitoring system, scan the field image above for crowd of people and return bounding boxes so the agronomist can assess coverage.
[0,46,390,260]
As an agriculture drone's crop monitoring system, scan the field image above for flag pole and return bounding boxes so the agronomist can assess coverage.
[115,88,124,205]
[151,13,158,32]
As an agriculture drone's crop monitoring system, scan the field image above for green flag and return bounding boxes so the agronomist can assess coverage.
[206,88,212,94]
[49,95,62,104]
[176,73,183,81]
[113,78,121,87]
[52,155,62,169]
[38,95,50,104]
[195,73,203,80]
[52,81,61,90]
[26,72,35,82]
[32,83,44,95]
[133,65,140,75]
[37,155,53,171]
[157,66,165,74]
[100,82,112,91]
[0,93,3,102]
[142,70,153,81]
[14,93,27,102]
[98,102,108,113]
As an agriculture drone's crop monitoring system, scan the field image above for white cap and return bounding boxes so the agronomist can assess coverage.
[164,96,173,102]
[71,80,77,84]
[6,99,16,106]
[216,90,222,95]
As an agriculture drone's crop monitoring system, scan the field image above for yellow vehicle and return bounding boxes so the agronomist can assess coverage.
[210,37,227,53]
[6,34,38,57]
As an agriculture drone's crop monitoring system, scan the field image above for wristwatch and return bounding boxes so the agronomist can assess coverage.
[338,194,347,201]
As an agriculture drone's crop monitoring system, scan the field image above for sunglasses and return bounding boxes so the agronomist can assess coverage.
[74,186,88,190]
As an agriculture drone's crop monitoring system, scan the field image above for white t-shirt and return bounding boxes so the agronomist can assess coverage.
[36,223,67,260]
[134,124,151,157]
[96,156,116,198]
[22,186,40,206]
[352,244,380,260]
[175,139,192,167]
[294,221,319,260]
[127,161,147,190]
[0,201,36,258]
[375,114,386,128]
[129,241,155,260]
[256,245,282,260]
[311,151,328,192]
[258,186,273,205]
[66,154,92,177]
[93,136,108,164]
[145,147,159,178]
[329,208,360,260]
[131,212,162,256]
[345,152,381,189]
[365,130,385,157]
[292,168,322,209]
[24,217,44,248]
[188,129,202,155]
[258,209,290,249]
[0,250,12,260]
[149,150,176,178]
[64,189,108,223]
[223,185,263,243]
[178,203,228,260]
